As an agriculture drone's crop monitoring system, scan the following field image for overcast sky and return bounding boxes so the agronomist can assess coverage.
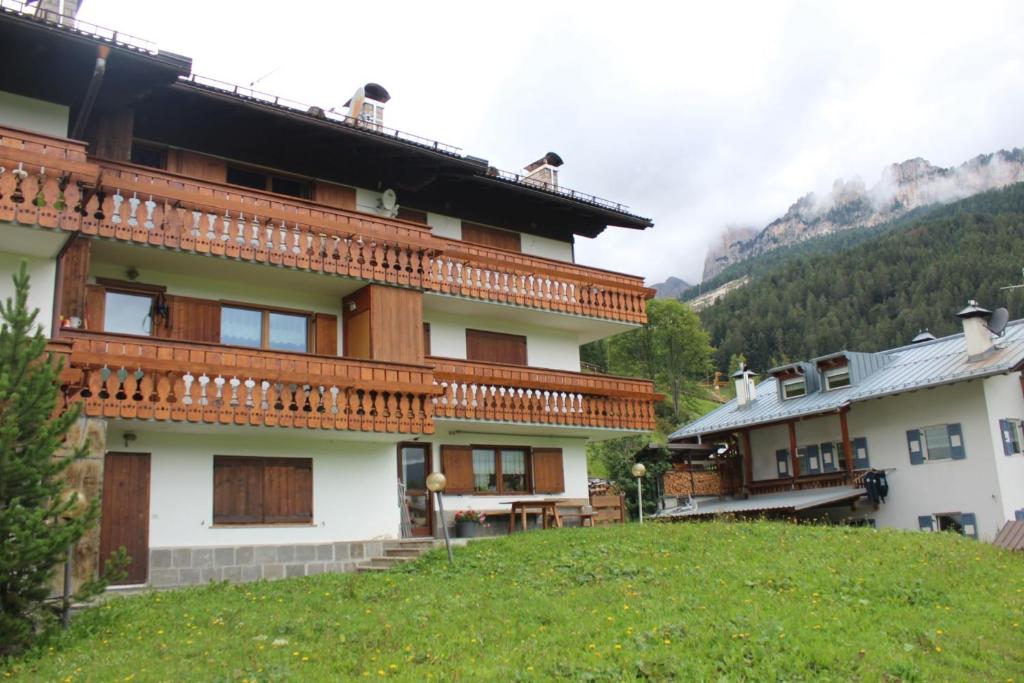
[78,0,1024,285]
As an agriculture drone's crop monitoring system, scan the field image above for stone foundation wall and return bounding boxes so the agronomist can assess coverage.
[148,540,385,588]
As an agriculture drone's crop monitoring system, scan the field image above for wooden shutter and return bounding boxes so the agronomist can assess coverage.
[532,448,565,494]
[852,437,870,468]
[167,296,221,343]
[906,429,924,465]
[441,445,474,494]
[805,444,820,473]
[84,284,105,331]
[58,237,91,323]
[918,515,934,532]
[461,221,521,252]
[263,458,313,523]
[1000,419,1014,455]
[213,456,264,524]
[315,313,338,355]
[315,181,356,210]
[466,329,527,365]
[959,512,978,539]
[776,449,789,477]
[397,207,428,225]
[423,323,431,356]
[947,423,966,460]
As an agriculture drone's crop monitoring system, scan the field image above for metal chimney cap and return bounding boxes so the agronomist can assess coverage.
[911,329,937,343]
[731,366,758,378]
[956,300,992,319]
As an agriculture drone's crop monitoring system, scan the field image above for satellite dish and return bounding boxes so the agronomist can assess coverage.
[987,307,1009,336]
[378,189,398,214]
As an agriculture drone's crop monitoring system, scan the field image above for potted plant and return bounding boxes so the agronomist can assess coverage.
[454,509,487,538]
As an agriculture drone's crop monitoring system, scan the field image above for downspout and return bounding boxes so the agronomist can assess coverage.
[70,45,110,140]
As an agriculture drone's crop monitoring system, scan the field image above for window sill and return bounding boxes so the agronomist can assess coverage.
[210,522,315,528]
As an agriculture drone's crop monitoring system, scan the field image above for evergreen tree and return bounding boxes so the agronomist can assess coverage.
[0,264,101,655]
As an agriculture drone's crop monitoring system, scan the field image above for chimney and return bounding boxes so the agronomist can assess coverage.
[522,152,564,191]
[911,329,936,344]
[345,83,391,131]
[956,300,994,360]
[732,365,758,408]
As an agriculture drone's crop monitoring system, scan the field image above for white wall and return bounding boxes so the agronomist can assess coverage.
[982,373,1024,522]
[425,309,581,371]
[107,426,401,548]
[0,252,56,336]
[0,92,69,138]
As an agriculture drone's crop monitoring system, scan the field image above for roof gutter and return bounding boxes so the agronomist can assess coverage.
[70,44,110,140]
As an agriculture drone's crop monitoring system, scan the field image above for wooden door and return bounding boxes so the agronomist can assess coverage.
[100,452,151,585]
[398,444,433,537]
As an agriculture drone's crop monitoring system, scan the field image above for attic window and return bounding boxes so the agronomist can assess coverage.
[824,367,851,390]
[781,377,806,399]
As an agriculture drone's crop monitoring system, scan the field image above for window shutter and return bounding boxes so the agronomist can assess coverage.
[213,456,264,524]
[852,437,870,468]
[906,429,924,465]
[776,449,789,477]
[805,444,820,473]
[315,313,338,355]
[947,423,966,460]
[959,512,978,539]
[1000,419,1016,456]
[820,443,836,472]
[532,448,565,494]
[84,284,105,331]
[1015,509,1024,521]
[441,445,474,494]
[918,515,934,532]
[262,458,313,523]
[168,296,221,343]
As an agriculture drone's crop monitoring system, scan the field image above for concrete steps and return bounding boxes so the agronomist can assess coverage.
[355,538,440,573]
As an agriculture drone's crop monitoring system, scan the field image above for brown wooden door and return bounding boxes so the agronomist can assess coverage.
[100,452,151,585]
[398,444,433,537]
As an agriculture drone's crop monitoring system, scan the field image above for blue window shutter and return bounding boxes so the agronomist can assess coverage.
[960,512,978,539]
[918,515,934,531]
[852,437,870,468]
[820,442,836,472]
[1015,509,1024,521]
[907,429,924,465]
[806,444,820,473]
[999,419,1013,456]
[947,423,966,460]
[776,449,789,478]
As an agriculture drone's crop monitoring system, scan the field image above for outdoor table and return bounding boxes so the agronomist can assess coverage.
[502,499,569,532]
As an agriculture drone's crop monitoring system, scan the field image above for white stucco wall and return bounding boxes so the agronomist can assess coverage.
[0,251,56,336]
[0,91,69,137]
[106,426,401,548]
[425,309,581,371]
[982,373,1024,522]
[747,413,860,481]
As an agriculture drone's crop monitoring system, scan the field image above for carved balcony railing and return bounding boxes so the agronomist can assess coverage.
[428,237,653,324]
[59,332,438,434]
[0,125,652,324]
[430,357,660,430]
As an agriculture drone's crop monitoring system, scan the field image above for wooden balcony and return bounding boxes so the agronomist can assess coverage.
[430,357,660,430]
[56,331,437,434]
[0,125,650,325]
[746,470,866,496]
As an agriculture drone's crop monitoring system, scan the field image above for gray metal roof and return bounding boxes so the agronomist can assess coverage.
[652,486,864,518]
[671,319,1024,439]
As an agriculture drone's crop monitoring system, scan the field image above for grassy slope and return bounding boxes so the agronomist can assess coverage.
[7,523,1023,681]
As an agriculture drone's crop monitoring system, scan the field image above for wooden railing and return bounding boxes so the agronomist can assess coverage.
[428,237,653,324]
[58,332,438,434]
[747,470,864,495]
[0,125,651,323]
[429,357,659,430]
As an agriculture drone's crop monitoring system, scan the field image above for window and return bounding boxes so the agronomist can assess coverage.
[461,221,522,252]
[130,141,166,169]
[226,164,311,199]
[781,377,806,399]
[922,425,953,460]
[465,329,527,365]
[919,512,978,539]
[104,291,153,336]
[907,424,965,464]
[213,456,312,525]
[441,445,563,494]
[221,305,309,352]
[470,447,529,494]
[1000,419,1023,455]
[824,367,851,390]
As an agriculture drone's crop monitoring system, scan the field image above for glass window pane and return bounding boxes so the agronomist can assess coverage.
[501,449,527,492]
[472,449,497,492]
[221,307,262,348]
[826,370,851,389]
[923,425,952,460]
[268,312,307,352]
[401,447,427,491]
[104,292,152,336]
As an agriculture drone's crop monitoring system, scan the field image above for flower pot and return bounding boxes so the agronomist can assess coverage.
[455,519,484,538]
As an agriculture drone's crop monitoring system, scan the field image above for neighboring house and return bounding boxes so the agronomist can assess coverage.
[662,302,1024,542]
[0,5,659,587]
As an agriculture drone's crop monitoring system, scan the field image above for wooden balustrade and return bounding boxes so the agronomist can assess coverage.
[430,357,659,430]
[1,125,651,324]
[747,470,863,495]
[60,332,438,434]
[428,237,653,324]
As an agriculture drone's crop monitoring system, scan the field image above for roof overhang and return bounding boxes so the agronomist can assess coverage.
[653,486,864,519]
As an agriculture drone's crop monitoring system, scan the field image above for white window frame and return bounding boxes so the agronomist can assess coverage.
[781,377,806,400]
[823,366,851,391]
[922,512,976,538]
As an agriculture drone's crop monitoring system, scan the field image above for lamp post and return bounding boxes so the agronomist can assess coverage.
[631,462,647,525]
[426,472,454,566]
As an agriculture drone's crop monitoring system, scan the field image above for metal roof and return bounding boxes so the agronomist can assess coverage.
[671,319,1024,439]
[652,486,864,518]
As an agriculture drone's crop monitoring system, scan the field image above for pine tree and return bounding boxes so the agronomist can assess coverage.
[0,263,100,655]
